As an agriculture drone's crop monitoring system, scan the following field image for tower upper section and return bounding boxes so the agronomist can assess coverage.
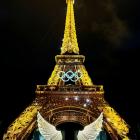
[61,0,79,54]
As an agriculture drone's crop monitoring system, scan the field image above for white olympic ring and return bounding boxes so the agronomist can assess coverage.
[58,70,82,82]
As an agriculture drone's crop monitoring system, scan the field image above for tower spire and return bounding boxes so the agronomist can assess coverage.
[61,0,79,54]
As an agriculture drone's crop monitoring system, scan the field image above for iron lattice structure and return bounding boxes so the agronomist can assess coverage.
[3,0,129,139]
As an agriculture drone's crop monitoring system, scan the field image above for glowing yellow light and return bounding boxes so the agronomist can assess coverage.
[61,0,79,54]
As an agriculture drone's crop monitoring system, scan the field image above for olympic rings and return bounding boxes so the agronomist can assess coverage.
[58,70,82,82]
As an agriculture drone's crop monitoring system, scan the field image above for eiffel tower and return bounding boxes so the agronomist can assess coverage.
[3,0,130,139]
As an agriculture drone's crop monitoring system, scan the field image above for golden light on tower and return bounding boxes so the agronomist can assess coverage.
[61,0,79,54]
[3,0,130,139]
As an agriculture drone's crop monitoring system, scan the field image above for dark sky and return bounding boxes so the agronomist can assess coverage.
[0,0,140,138]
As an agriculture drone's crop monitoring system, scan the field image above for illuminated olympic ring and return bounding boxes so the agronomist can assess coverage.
[58,70,82,82]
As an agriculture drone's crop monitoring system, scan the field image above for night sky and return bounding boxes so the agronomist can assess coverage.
[0,0,140,138]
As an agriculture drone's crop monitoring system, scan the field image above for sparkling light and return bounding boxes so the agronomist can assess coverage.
[65,97,69,101]
[86,99,90,103]
[107,118,110,121]
[74,96,79,101]
[83,104,87,107]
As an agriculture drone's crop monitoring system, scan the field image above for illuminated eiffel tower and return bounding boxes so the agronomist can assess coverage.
[3,0,130,139]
